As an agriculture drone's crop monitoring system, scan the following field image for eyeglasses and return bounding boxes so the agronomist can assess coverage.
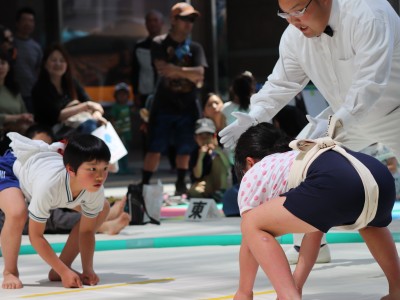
[176,15,196,23]
[277,0,313,19]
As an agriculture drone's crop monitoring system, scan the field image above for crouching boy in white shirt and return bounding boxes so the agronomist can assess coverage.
[2,132,111,288]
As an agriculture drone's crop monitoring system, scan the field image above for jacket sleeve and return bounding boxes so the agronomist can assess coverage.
[249,28,309,123]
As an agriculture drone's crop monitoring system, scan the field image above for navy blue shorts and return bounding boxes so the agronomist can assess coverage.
[0,151,19,191]
[148,113,196,155]
[283,150,395,233]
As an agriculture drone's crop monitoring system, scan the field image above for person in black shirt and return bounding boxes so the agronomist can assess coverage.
[140,3,208,196]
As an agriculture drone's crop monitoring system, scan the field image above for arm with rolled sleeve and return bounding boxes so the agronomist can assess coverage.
[219,30,308,148]
[249,31,310,123]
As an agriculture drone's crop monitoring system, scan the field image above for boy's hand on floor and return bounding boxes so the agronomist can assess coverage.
[61,270,83,288]
[81,271,99,286]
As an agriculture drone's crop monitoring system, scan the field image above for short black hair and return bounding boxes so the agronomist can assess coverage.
[25,124,54,140]
[16,7,36,21]
[63,134,111,172]
[234,122,292,181]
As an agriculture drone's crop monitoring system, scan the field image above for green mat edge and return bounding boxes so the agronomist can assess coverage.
[4,232,400,257]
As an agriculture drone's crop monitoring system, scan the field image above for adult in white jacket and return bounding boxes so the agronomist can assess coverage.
[220,0,400,160]
[219,0,400,266]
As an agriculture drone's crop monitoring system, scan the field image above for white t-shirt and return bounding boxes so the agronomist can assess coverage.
[238,151,298,215]
[9,133,105,223]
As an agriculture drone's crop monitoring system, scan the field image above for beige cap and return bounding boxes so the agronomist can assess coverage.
[171,2,200,18]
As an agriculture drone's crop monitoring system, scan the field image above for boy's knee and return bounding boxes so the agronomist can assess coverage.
[8,209,28,227]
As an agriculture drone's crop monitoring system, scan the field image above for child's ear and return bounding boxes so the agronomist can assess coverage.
[245,157,256,170]
[66,164,76,176]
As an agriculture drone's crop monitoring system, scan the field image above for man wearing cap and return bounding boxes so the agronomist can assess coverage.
[140,2,208,196]
[188,118,230,201]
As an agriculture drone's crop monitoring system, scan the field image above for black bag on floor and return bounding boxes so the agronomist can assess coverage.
[125,184,160,225]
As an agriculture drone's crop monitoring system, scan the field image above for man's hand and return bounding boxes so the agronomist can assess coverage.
[219,112,257,149]
[154,60,178,78]
[306,115,328,139]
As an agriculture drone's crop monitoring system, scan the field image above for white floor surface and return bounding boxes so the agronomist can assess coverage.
[0,184,399,299]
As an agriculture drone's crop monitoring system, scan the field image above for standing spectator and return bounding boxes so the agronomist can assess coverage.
[132,10,164,109]
[110,82,133,174]
[13,7,42,113]
[188,118,230,202]
[0,49,34,154]
[141,2,208,196]
[132,10,164,158]
[32,43,106,140]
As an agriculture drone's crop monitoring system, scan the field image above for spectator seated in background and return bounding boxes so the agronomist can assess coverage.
[32,43,106,140]
[110,82,133,175]
[188,118,230,202]
[202,93,226,136]
[0,25,17,64]
[0,48,34,154]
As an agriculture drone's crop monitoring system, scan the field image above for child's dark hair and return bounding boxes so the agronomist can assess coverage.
[234,122,292,181]
[25,124,54,140]
[63,134,111,172]
[231,71,256,111]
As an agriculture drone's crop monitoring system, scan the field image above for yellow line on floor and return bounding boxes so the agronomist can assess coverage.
[20,278,175,298]
[203,289,276,300]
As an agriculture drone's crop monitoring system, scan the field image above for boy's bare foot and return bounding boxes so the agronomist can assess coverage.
[233,290,253,300]
[2,271,23,289]
[48,268,61,281]
[107,197,127,220]
[48,268,82,282]
[101,212,130,235]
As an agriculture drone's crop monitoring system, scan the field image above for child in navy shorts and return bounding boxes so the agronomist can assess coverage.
[233,123,399,300]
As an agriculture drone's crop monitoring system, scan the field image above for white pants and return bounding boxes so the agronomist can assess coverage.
[299,105,400,157]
